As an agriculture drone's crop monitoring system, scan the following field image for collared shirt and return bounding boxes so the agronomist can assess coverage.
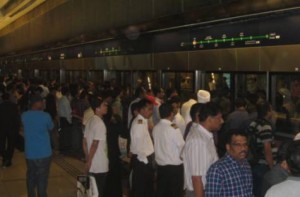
[153,119,185,166]
[183,123,218,191]
[130,114,154,164]
[205,154,253,197]
[265,176,300,197]
[84,115,108,173]
[173,112,186,136]
[57,95,72,123]
[181,99,197,124]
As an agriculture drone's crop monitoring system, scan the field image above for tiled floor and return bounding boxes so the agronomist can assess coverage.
[0,150,84,197]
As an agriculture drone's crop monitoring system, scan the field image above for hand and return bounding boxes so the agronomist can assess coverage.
[85,160,92,174]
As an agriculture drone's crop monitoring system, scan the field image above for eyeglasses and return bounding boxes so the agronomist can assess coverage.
[230,143,248,148]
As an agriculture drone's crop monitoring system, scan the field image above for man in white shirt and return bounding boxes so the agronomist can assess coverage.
[130,98,154,197]
[182,90,210,124]
[83,96,109,197]
[153,103,185,197]
[183,102,224,197]
[265,140,300,197]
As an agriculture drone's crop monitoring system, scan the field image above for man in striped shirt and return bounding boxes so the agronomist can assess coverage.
[183,102,224,197]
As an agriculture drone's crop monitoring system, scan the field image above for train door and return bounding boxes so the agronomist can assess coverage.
[162,71,195,100]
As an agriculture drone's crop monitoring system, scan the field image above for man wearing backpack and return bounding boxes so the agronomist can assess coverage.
[247,101,277,197]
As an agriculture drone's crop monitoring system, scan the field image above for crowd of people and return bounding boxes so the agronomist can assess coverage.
[0,74,300,197]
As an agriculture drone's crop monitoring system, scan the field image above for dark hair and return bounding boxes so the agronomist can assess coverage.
[235,97,246,108]
[277,141,291,163]
[134,87,145,98]
[131,102,139,117]
[198,102,221,122]
[286,140,300,177]
[153,87,162,97]
[159,103,173,119]
[256,100,271,118]
[61,86,69,95]
[168,96,181,105]
[225,129,248,145]
[190,103,204,122]
[165,88,177,99]
[137,98,153,111]
[90,96,104,111]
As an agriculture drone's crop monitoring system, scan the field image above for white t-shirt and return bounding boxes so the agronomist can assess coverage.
[153,119,185,166]
[265,177,300,197]
[84,115,108,173]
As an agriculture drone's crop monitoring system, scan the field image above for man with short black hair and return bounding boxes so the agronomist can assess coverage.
[183,102,223,197]
[265,140,300,197]
[247,101,277,197]
[168,96,185,135]
[153,103,185,197]
[22,94,54,197]
[206,130,253,197]
[130,98,154,197]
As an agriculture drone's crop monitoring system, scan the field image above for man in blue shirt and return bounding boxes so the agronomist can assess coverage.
[22,94,54,197]
[206,130,253,197]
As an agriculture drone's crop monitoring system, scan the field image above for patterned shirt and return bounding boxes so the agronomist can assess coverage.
[206,154,253,197]
[248,118,277,164]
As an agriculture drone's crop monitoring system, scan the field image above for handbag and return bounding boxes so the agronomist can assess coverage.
[77,175,99,197]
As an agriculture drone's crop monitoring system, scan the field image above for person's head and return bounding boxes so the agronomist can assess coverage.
[235,97,247,109]
[137,98,153,119]
[61,86,70,96]
[197,89,210,103]
[30,94,44,110]
[131,102,139,118]
[153,87,165,99]
[198,102,224,132]
[168,96,181,114]
[190,103,204,123]
[90,96,108,117]
[165,88,178,100]
[159,103,174,121]
[134,87,146,99]
[225,130,248,161]
[286,140,300,177]
[256,100,272,119]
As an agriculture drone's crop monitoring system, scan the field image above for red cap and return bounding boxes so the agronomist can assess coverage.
[146,95,158,106]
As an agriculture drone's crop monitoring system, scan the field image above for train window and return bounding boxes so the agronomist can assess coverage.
[271,73,300,136]
[133,71,158,91]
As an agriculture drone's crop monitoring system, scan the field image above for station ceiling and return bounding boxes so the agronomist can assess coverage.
[0,0,46,30]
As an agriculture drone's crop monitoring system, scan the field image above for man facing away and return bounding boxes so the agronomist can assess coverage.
[265,140,300,197]
[183,102,223,197]
[205,130,253,197]
[21,94,54,197]
[153,103,185,197]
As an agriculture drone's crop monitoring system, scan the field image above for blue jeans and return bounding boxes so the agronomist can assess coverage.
[26,156,52,197]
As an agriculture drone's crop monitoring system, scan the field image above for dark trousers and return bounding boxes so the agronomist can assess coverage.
[252,164,269,197]
[156,164,184,197]
[0,130,17,163]
[59,117,72,154]
[71,118,83,157]
[26,156,52,197]
[90,172,107,197]
[131,155,154,197]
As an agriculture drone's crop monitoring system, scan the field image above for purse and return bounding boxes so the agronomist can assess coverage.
[77,175,99,197]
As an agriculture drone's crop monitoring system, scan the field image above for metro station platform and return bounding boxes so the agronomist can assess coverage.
[0,150,85,197]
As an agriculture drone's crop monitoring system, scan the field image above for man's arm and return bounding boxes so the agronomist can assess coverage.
[192,176,204,197]
[83,138,99,173]
[264,141,274,169]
